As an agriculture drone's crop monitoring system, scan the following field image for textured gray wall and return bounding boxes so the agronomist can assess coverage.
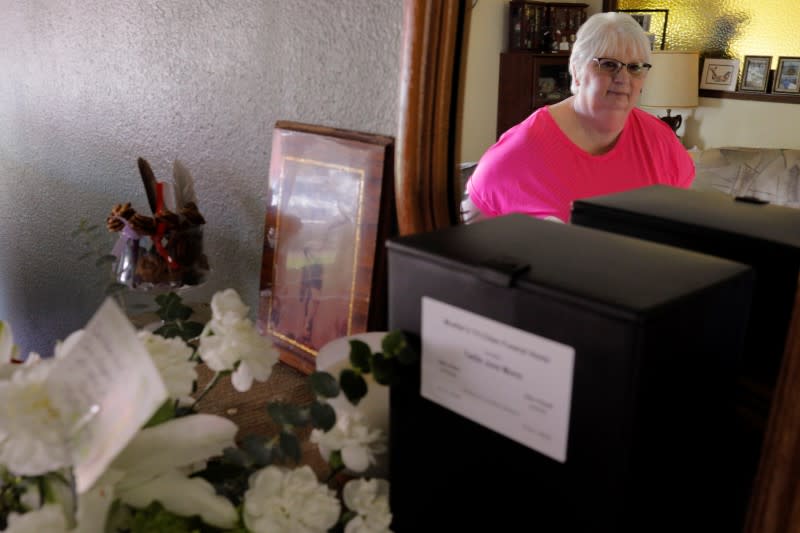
[0,0,402,356]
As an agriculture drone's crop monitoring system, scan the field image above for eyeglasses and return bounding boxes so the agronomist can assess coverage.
[592,57,652,77]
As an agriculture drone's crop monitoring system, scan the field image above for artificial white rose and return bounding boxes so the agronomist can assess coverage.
[198,291,278,392]
[243,465,341,533]
[310,408,387,473]
[342,478,393,533]
[209,288,249,321]
[137,331,197,399]
[0,361,71,476]
[1,504,69,533]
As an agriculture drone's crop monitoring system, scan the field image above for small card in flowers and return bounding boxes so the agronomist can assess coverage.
[47,298,168,493]
[420,297,575,463]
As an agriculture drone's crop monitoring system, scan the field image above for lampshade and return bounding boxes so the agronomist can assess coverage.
[640,51,700,109]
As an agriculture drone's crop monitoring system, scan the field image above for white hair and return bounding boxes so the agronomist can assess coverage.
[569,12,652,94]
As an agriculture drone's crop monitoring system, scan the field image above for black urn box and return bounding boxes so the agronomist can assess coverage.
[572,184,800,529]
[385,214,753,532]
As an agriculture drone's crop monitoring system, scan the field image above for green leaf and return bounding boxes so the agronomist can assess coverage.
[370,352,396,386]
[153,323,183,340]
[310,401,336,431]
[340,368,368,405]
[308,371,340,398]
[279,432,301,463]
[328,449,344,471]
[241,435,273,467]
[129,501,200,533]
[267,402,307,427]
[154,320,204,342]
[349,339,372,373]
[382,330,418,365]
[94,254,117,267]
[142,400,176,428]
[155,292,193,321]
[180,321,205,341]
[222,446,251,468]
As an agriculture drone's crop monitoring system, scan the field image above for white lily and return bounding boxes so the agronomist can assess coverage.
[103,414,239,529]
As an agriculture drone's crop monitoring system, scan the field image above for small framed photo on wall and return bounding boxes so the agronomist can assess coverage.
[699,57,740,92]
[773,56,800,94]
[739,55,772,93]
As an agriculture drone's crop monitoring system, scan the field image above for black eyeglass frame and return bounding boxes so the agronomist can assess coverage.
[592,57,653,77]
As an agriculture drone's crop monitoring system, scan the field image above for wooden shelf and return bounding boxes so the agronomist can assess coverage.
[699,89,800,104]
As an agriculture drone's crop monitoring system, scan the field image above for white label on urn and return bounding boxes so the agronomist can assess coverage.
[420,297,574,463]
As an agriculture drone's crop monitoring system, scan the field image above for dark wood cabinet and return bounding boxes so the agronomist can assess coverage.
[496,52,571,138]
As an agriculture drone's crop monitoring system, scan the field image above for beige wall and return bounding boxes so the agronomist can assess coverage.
[461,0,800,163]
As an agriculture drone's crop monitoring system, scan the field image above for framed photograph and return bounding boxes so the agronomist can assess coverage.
[773,56,800,94]
[258,121,394,374]
[739,55,772,93]
[699,58,740,92]
[616,9,668,50]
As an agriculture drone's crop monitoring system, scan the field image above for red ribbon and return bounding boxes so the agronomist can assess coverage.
[153,181,181,271]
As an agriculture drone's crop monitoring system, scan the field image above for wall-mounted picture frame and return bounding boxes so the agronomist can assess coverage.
[258,121,395,374]
[615,9,668,50]
[739,55,772,93]
[699,57,740,92]
[773,56,800,94]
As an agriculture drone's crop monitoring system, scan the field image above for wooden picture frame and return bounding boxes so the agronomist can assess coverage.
[258,121,395,374]
[773,56,800,94]
[739,55,772,93]
[700,58,740,92]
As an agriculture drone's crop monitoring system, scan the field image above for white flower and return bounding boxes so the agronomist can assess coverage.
[1,504,69,533]
[53,330,85,359]
[137,331,197,400]
[107,414,239,530]
[310,408,387,473]
[243,465,341,533]
[198,289,278,392]
[0,361,71,476]
[342,478,393,533]
[210,288,250,320]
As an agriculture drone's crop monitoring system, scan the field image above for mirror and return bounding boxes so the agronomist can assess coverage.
[395,1,800,531]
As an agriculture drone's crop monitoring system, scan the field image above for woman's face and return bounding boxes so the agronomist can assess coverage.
[574,48,648,120]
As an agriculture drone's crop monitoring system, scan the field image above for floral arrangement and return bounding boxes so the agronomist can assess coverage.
[0,289,415,532]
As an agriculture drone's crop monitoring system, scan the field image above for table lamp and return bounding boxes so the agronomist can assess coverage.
[640,51,699,133]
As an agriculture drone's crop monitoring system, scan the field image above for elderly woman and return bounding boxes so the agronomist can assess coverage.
[465,12,694,223]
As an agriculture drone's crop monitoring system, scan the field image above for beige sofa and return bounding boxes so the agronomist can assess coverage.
[690,147,800,209]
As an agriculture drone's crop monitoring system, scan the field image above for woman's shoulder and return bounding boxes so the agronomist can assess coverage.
[489,108,555,153]
[629,107,676,136]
